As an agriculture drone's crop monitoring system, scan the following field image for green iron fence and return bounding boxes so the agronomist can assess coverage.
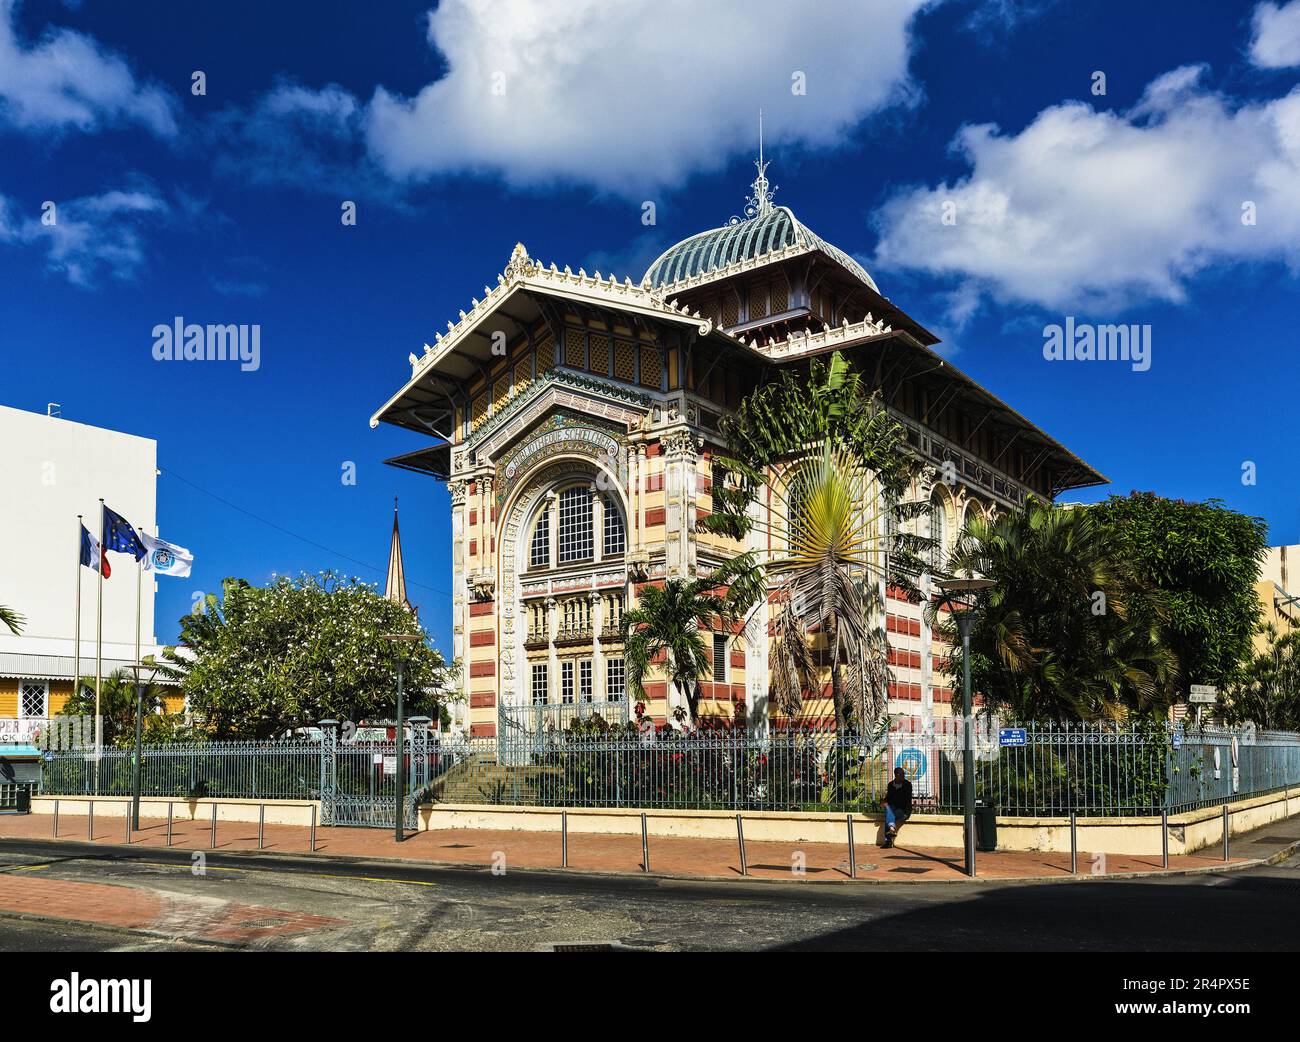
[35,722,1300,820]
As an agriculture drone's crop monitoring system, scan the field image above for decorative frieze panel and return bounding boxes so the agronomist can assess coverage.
[496,413,624,507]
[467,569,496,601]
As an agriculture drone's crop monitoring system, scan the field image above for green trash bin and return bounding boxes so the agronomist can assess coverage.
[975,799,998,852]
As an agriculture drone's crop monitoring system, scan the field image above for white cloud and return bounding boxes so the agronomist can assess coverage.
[0,0,175,136]
[872,66,1300,310]
[0,185,168,286]
[1251,0,1300,69]
[355,0,928,193]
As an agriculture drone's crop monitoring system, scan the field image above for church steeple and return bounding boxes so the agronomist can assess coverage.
[384,496,411,613]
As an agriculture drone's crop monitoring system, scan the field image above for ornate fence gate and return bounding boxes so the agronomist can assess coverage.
[318,726,431,828]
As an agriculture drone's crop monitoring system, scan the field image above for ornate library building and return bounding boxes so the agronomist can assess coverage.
[370,162,1103,738]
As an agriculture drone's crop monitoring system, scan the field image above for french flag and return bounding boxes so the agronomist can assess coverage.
[79,524,110,578]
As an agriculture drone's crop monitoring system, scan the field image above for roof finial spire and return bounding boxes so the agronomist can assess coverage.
[729,109,778,225]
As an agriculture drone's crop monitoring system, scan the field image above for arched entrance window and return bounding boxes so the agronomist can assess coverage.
[929,493,948,573]
[523,484,628,573]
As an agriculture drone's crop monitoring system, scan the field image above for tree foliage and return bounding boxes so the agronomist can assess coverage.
[1222,624,1300,730]
[622,575,738,725]
[0,604,22,634]
[58,669,185,747]
[706,352,926,571]
[702,352,928,732]
[161,572,455,738]
[1087,492,1266,693]
[944,500,1177,721]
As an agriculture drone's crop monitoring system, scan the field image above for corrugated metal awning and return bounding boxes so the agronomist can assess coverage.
[0,652,180,685]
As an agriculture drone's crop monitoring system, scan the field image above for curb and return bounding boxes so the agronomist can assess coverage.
[4,832,1296,887]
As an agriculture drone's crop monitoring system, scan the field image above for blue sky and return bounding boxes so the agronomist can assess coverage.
[3,0,1298,652]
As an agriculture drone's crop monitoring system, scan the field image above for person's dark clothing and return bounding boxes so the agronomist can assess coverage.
[885,779,913,814]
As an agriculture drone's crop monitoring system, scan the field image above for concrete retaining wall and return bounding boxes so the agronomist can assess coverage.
[27,787,1299,857]
[30,795,320,827]
[417,786,1300,857]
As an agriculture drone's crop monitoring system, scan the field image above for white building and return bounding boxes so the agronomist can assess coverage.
[0,403,165,732]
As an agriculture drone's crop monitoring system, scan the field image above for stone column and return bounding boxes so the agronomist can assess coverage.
[637,444,648,548]
[545,594,558,704]
[449,480,468,724]
[590,590,604,702]
[591,488,604,563]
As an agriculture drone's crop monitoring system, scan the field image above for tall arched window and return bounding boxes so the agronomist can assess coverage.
[558,487,594,563]
[603,494,625,556]
[530,508,550,568]
[528,485,627,571]
[929,494,948,572]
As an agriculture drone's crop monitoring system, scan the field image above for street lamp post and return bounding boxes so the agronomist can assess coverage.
[381,633,422,843]
[935,578,996,878]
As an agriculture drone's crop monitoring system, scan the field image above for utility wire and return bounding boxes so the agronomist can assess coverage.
[157,465,453,600]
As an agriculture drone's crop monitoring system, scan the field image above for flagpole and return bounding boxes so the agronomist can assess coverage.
[95,498,104,792]
[73,514,83,718]
[135,544,142,672]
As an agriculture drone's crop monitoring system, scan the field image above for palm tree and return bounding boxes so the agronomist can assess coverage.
[943,499,1176,721]
[704,353,928,734]
[60,669,168,748]
[755,440,893,732]
[622,576,737,726]
[1223,623,1300,730]
[0,604,23,634]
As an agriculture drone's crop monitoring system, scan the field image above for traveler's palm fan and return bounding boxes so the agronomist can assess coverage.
[740,439,892,730]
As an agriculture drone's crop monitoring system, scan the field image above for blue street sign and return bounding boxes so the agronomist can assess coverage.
[998,728,1027,747]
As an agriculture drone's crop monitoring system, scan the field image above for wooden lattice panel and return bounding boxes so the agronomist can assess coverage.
[747,283,768,320]
[721,290,739,328]
[536,333,555,372]
[471,394,488,429]
[638,344,661,388]
[588,333,610,376]
[565,327,585,368]
[492,377,508,412]
[614,340,636,382]
[770,274,789,314]
[513,360,530,395]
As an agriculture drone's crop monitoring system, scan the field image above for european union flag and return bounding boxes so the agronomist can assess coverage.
[103,505,146,561]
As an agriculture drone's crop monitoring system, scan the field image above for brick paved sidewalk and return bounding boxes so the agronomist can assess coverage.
[0,811,1248,882]
[0,870,344,944]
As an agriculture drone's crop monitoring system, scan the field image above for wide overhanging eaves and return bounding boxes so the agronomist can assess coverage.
[384,444,452,480]
[370,274,763,434]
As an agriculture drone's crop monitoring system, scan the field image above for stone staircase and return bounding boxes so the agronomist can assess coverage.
[429,752,558,805]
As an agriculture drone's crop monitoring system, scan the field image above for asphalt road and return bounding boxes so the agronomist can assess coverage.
[1,837,1298,951]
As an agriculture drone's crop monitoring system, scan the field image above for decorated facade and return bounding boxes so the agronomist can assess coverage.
[370,160,1105,738]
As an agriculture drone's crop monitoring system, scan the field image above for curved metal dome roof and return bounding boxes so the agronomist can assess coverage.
[643,205,879,293]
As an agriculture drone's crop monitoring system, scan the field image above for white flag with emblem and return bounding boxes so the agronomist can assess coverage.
[140,531,194,578]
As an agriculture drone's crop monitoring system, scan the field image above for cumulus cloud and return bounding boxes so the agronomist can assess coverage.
[872,66,1300,310]
[248,0,927,196]
[0,185,168,286]
[0,0,175,136]
[1251,0,1300,68]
